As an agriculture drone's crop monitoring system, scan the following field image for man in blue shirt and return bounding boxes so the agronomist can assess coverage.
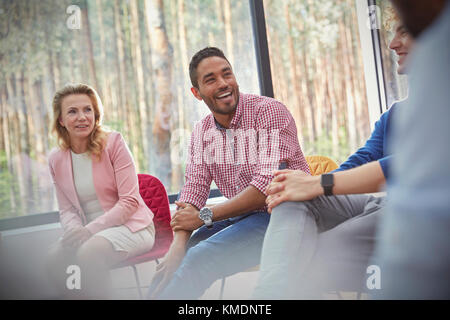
[252,8,414,299]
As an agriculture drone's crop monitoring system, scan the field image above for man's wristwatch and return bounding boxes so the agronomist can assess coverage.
[321,173,334,196]
[198,207,214,229]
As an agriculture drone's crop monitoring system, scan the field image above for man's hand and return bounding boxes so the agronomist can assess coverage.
[61,226,92,248]
[170,201,204,232]
[265,169,322,213]
[148,237,187,299]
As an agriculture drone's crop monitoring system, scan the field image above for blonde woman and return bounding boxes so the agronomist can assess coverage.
[46,83,155,299]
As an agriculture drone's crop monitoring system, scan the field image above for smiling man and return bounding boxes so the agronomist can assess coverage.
[389,23,414,75]
[146,47,309,299]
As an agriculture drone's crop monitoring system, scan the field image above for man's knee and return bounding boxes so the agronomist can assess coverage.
[270,201,311,223]
[182,241,216,269]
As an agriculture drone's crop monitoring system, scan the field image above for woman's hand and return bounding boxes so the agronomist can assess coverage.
[265,169,323,213]
[62,226,92,248]
[148,241,186,299]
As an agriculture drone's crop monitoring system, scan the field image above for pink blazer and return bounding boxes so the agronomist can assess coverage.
[48,131,154,235]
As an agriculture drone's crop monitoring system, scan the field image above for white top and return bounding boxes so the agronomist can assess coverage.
[71,151,104,223]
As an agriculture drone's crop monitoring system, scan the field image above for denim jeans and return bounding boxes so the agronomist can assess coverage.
[147,210,270,299]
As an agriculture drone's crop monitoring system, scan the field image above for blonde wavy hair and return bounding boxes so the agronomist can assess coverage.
[383,3,401,32]
[52,83,109,160]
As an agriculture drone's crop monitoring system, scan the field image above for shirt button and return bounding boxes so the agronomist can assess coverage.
[235,185,240,191]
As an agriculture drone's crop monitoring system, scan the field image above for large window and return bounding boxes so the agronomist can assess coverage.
[0,0,259,219]
[263,0,372,165]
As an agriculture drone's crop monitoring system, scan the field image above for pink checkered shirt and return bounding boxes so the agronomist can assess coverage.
[178,93,310,211]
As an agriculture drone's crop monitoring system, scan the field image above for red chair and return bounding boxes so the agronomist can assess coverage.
[113,174,173,299]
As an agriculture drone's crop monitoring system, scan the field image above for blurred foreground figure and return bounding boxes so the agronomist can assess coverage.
[374,0,450,299]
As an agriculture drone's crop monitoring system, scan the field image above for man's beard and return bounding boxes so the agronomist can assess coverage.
[204,88,240,115]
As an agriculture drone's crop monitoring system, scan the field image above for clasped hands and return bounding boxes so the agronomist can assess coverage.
[170,201,204,232]
[61,226,92,248]
[265,169,323,213]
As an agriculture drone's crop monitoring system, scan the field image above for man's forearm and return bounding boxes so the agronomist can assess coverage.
[266,161,386,210]
[332,161,386,195]
[211,185,267,221]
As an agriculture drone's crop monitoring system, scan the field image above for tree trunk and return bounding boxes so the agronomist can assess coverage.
[95,0,111,113]
[119,0,141,167]
[297,18,315,144]
[18,71,35,213]
[177,0,189,83]
[140,0,156,125]
[7,75,25,215]
[213,0,225,49]
[284,3,304,140]
[0,92,4,152]
[130,0,149,166]
[0,85,17,213]
[350,4,370,141]
[326,53,339,159]
[33,78,49,155]
[345,10,362,146]
[176,0,188,130]
[113,0,127,123]
[81,0,99,90]
[145,0,174,189]
[45,37,56,95]
[223,0,234,66]
[339,19,357,152]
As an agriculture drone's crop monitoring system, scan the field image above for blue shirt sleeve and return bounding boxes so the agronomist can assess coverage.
[378,155,391,179]
[332,110,390,177]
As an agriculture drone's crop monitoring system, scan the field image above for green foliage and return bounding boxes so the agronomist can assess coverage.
[302,125,352,166]
[0,151,22,219]
[104,119,125,133]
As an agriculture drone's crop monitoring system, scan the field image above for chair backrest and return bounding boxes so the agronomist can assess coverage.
[137,174,173,249]
[305,155,339,176]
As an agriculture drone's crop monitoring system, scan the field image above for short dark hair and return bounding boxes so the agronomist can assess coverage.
[189,47,231,88]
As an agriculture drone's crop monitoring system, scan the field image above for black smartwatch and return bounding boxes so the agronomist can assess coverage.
[321,173,334,196]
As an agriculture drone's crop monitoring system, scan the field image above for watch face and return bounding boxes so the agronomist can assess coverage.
[321,173,334,196]
[199,208,213,220]
[321,174,334,187]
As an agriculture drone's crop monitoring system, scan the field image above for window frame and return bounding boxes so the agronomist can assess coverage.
[355,0,389,129]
